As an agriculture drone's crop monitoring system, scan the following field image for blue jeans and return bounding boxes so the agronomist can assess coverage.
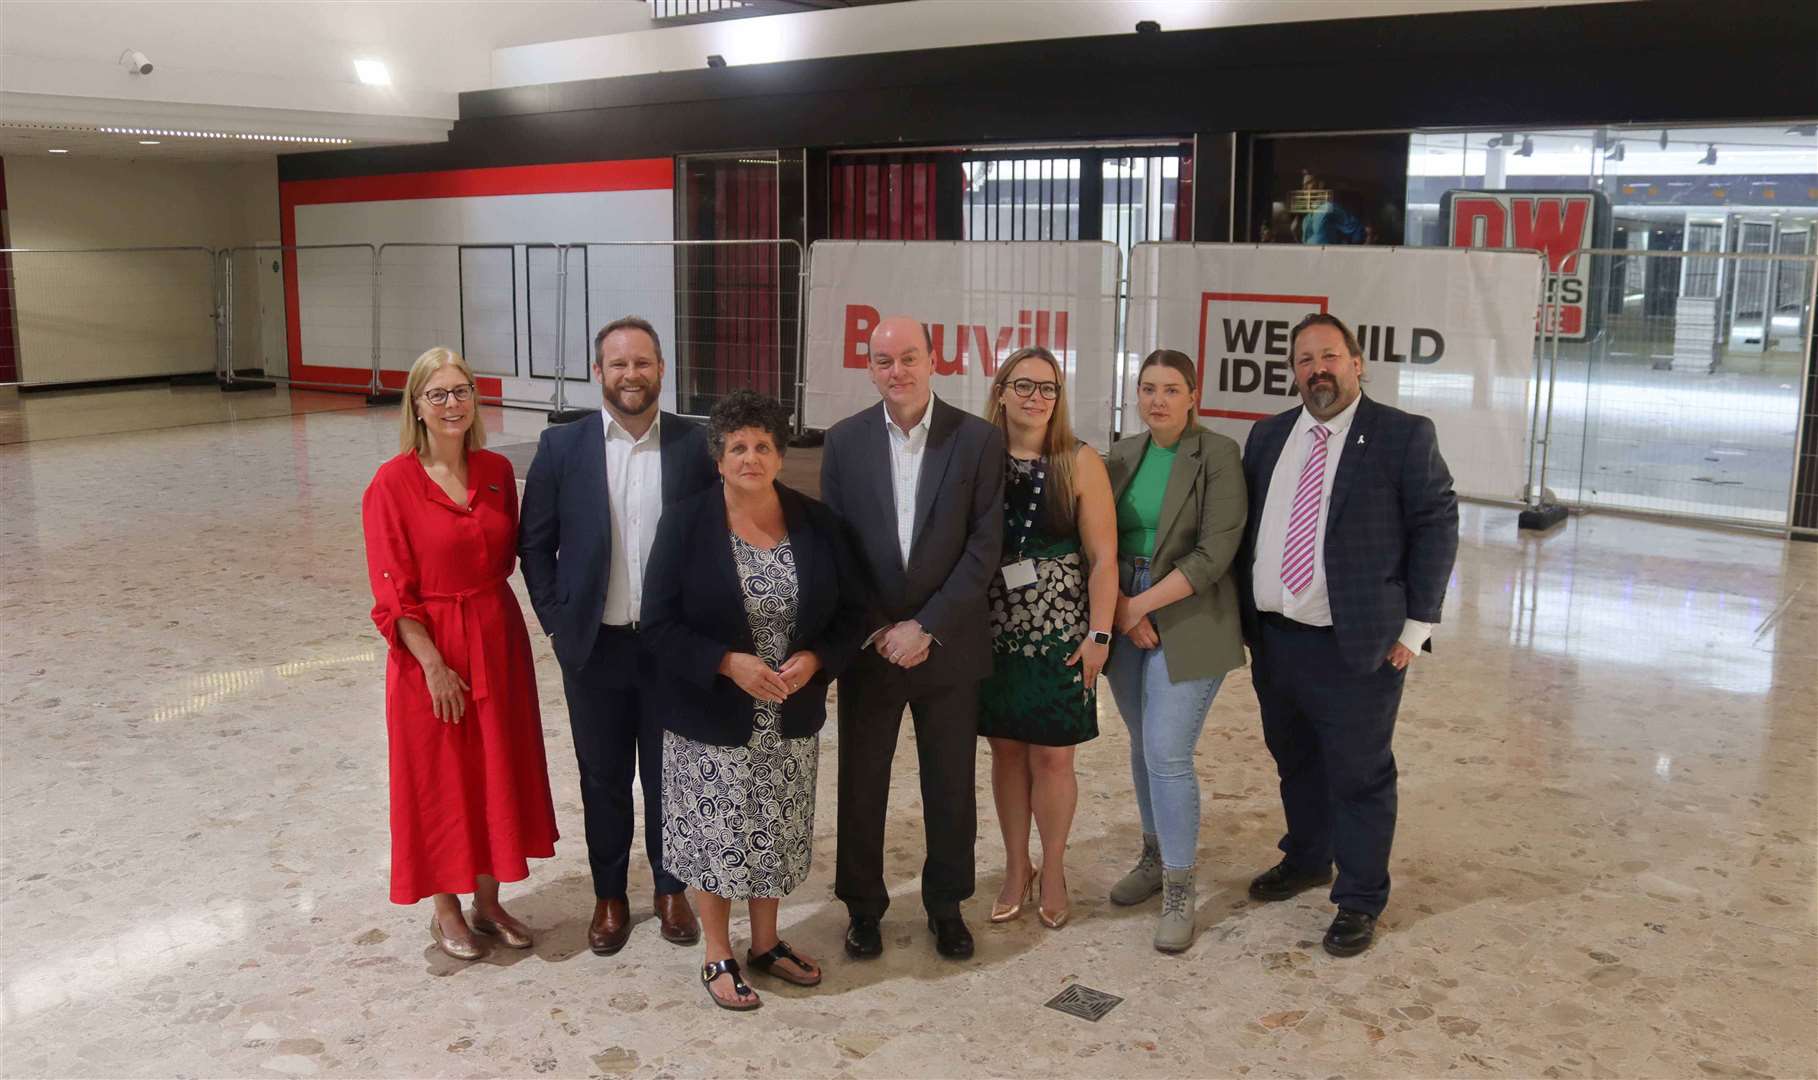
[1104,565,1225,871]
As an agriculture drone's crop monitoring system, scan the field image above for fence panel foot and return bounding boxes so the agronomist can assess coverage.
[1518,503,1569,531]
[365,389,402,406]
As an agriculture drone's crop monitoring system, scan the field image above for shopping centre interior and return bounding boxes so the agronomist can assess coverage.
[1,2,1814,1077]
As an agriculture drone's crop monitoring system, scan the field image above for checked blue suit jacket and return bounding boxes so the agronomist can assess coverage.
[1235,394,1460,676]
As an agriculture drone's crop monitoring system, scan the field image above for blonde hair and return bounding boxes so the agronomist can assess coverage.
[984,346,1080,534]
[398,346,487,455]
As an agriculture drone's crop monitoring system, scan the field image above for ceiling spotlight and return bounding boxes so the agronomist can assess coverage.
[1514,135,1535,157]
[1699,144,1718,166]
[1604,140,1624,161]
[1135,20,1161,33]
[353,58,391,86]
[120,49,153,75]
[705,54,727,68]
[1658,129,1670,150]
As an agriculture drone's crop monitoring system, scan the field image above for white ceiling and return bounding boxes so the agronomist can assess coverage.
[0,0,654,159]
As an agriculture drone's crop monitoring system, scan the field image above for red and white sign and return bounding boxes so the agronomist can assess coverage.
[805,241,1121,446]
[1124,243,1543,500]
[1445,190,1603,341]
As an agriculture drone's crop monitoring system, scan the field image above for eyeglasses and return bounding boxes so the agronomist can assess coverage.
[1008,378,1060,401]
[419,384,475,406]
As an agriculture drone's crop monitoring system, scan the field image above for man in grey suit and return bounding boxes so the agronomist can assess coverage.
[820,314,1006,961]
[1235,312,1459,958]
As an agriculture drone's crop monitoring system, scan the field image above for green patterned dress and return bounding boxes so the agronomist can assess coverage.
[978,454,1099,746]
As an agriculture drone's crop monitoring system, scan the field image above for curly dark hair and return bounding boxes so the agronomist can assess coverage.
[706,389,793,461]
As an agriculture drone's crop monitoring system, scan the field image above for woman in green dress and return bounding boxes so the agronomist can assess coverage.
[977,346,1119,930]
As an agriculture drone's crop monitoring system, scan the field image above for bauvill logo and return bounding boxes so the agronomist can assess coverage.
[842,304,1071,374]
[1197,292,1446,411]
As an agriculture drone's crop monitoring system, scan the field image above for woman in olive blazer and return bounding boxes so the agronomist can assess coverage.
[1102,348,1247,953]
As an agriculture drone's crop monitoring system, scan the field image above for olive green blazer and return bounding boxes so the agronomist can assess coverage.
[1106,424,1249,682]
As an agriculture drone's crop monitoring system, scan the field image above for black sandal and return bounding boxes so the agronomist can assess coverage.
[746,940,823,987]
[700,958,762,1011]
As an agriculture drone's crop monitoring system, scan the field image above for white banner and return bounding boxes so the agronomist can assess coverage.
[1124,243,1544,500]
[805,241,1121,447]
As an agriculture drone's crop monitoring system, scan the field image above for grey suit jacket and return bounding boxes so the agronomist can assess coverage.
[1107,424,1249,682]
[819,396,1006,690]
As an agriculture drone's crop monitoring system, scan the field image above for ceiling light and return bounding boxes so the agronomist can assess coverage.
[1604,140,1624,161]
[1786,124,1816,137]
[1699,144,1718,166]
[48,148,68,154]
[139,139,160,145]
[1515,135,1535,157]
[705,54,727,68]
[353,58,391,86]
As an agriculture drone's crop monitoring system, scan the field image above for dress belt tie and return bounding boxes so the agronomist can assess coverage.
[420,573,511,702]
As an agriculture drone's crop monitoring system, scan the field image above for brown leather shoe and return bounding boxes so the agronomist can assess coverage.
[589,897,631,956]
[654,891,700,945]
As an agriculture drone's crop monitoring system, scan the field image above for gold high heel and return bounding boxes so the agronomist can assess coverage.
[471,911,534,949]
[989,870,1040,923]
[1037,866,1070,930]
[430,910,487,961]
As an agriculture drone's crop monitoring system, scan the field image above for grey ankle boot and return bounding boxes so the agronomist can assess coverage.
[1109,833,1164,906]
[1153,866,1197,953]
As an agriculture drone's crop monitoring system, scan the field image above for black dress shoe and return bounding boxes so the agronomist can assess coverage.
[1247,861,1334,902]
[927,915,974,960]
[844,916,883,959]
[1323,909,1377,957]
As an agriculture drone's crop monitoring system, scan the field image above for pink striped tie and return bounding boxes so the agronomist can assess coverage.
[1281,424,1331,596]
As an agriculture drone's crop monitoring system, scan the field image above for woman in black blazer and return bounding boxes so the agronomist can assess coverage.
[642,390,866,1012]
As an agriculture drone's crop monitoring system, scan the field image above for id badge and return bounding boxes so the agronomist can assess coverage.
[1001,558,1038,590]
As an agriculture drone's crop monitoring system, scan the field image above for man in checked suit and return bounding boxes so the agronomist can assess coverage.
[1235,312,1458,957]
[820,314,1005,961]
[519,315,716,957]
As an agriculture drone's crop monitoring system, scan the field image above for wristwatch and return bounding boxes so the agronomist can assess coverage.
[1089,629,1113,646]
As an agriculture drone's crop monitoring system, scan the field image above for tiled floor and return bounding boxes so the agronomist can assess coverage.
[1,399,1813,1078]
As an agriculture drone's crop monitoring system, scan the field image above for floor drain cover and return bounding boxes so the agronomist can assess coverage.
[1045,984,1124,1022]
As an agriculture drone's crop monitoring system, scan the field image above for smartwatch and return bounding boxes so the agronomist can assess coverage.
[1089,629,1113,646]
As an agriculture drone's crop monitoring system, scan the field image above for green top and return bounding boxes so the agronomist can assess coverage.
[1116,440,1175,557]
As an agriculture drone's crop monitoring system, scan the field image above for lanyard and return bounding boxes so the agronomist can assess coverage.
[1005,456,1047,563]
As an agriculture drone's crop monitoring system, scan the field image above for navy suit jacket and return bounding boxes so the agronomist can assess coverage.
[1235,394,1459,676]
[517,410,717,673]
[819,397,1006,691]
[641,483,868,747]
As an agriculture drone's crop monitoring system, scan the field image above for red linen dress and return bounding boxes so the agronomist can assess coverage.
[361,449,558,904]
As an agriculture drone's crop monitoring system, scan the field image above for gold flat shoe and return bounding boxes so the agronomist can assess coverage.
[990,874,1039,923]
[472,913,534,949]
[430,911,486,961]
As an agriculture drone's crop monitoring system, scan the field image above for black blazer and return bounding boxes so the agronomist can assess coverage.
[641,483,868,747]
[818,397,1006,690]
[1235,394,1460,675]
[517,410,717,673]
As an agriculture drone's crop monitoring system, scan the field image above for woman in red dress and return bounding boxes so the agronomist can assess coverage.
[361,346,558,961]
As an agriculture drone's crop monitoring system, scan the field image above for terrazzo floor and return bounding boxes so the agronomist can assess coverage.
[1,396,1813,1079]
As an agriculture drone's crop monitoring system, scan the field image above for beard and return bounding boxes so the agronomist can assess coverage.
[1305,377,1339,412]
[603,382,658,416]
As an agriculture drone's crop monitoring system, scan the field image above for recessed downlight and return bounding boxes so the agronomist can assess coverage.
[353,58,391,86]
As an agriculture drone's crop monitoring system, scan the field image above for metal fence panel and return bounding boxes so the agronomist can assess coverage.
[0,247,216,387]
[221,244,376,392]
[1538,247,1817,530]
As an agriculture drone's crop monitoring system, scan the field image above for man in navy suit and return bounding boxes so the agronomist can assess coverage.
[519,315,717,956]
[1235,312,1458,957]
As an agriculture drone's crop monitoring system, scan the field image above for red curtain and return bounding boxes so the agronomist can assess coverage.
[679,157,781,413]
[829,156,939,240]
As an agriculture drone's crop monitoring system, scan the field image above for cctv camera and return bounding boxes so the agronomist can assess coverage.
[121,49,153,75]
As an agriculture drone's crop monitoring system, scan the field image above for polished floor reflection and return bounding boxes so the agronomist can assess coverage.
[1,401,1813,1078]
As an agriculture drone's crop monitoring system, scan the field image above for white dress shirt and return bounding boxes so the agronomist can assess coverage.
[1251,395,1431,655]
[884,397,933,566]
[601,410,663,626]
